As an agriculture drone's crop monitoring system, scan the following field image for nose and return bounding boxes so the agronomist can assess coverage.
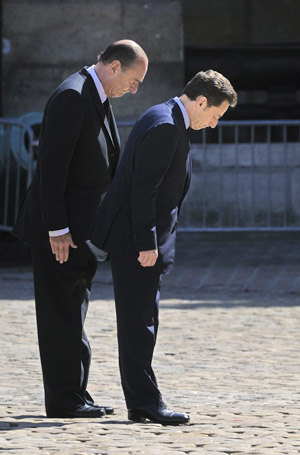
[129,82,138,94]
[210,119,218,129]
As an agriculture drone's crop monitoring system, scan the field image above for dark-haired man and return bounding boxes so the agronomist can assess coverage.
[90,70,237,425]
[13,39,148,418]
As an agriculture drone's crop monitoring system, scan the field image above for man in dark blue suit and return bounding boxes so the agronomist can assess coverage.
[13,40,148,418]
[90,70,237,425]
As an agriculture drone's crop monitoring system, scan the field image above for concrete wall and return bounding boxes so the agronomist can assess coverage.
[4,0,299,119]
[184,0,300,47]
[3,0,184,120]
[4,0,300,119]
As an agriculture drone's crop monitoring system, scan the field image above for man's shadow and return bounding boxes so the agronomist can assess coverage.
[1,415,66,430]
[0,415,133,430]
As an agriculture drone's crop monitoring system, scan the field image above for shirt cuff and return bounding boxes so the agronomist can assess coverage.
[48,227,70,237]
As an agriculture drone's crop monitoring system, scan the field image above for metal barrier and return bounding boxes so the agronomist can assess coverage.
[181,120,300,231]
[0,118,35,232]
[1,118,299,233]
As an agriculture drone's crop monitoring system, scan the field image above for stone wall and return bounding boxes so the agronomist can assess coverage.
[4,0,299,119]
[183,0,300,47]
[2,0,184,119]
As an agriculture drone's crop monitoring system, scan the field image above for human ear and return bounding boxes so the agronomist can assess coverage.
[110,60,122,75]
[197,96,207,109]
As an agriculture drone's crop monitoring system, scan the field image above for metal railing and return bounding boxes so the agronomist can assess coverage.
[1,118,299,233]
[0,118,35,232]
[181,120,300,231]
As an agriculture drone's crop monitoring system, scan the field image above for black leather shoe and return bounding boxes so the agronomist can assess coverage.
[85,396,114,415]
[128,401,189,425]
[91,404,114,415]
[47,404,106,418]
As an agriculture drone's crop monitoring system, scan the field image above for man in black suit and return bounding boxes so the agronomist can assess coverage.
[90,70,237,425]
[13,40,148,418]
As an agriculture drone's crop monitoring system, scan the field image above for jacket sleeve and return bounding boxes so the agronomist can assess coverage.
[38,89,84,230]
[131,122,179,251]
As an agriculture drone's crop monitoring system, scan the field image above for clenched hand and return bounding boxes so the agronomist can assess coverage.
[138,249,158,267]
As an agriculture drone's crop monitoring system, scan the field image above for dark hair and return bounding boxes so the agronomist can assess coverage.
[98,42,142,69]
[183,70,237,107]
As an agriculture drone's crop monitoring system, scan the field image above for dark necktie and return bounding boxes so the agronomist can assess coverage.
[103,98,111,123]
[103,98,118,173]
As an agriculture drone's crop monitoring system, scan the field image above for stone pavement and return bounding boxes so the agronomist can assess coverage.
[1,233,300,455]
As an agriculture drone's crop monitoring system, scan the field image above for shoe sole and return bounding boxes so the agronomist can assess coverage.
[128,410,189,425]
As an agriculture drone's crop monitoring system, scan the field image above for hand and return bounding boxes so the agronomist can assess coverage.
[49,232,78,264]
[138,249,158,267]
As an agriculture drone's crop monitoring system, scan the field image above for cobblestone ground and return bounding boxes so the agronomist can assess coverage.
[1,235,300,454]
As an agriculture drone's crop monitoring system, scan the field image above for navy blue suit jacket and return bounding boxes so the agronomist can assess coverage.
[90,98,191,274]
[13,67,120,247]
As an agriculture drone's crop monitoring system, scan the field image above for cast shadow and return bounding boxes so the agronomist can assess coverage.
[1,415,75,430]
[0,415,135,430]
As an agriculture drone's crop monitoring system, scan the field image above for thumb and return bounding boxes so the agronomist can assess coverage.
[69,236,78,248]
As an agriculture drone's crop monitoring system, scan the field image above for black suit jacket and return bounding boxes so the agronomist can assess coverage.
[90,98,191,274]
[13,67,120,247]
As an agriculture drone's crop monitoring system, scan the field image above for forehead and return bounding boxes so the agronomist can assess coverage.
[209,100,230,116]
[124,59,147,78]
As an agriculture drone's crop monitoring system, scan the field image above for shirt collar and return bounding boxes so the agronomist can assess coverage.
[174,96,190,129]
[87,65,107,104]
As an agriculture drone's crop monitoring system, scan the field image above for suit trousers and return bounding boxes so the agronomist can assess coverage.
[31,244,98,415]
[110,255,163,409]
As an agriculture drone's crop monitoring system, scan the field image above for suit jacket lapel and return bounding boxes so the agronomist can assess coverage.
[165,98,192,210]
[93,96,116,149]
[80,67,118,151]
